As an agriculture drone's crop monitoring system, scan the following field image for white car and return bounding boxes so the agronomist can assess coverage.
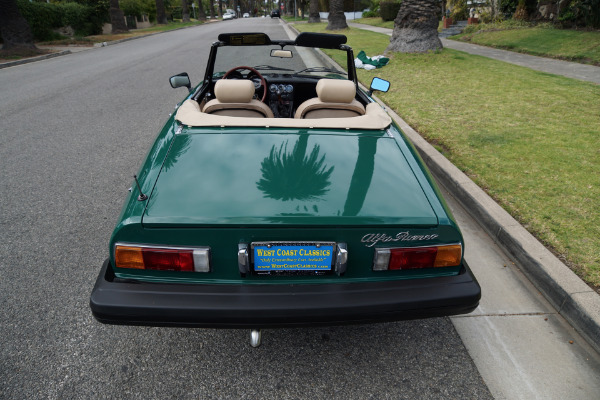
[223,12,234,20]
[243,12,250,18]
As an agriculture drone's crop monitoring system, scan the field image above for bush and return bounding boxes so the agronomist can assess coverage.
[560,0,600,28]
[447,0,468,20]
[61,2,103,36]
[461,19,530,34]
[120,0,156,20]
[362,10,379,18]
[17,0,64,41]
[479,9,492,23]
[16,0,103,41]
[379,0,400,22]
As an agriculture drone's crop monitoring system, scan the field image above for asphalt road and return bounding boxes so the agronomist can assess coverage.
[0,19,496,399]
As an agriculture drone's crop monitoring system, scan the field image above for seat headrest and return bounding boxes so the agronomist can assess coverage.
[214,79,255,103]
[316,79,356,103]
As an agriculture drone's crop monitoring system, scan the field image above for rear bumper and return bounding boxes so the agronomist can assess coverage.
[90,259,481,328]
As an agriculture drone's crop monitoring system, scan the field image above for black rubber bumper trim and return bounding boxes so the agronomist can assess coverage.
[90,259,481,328]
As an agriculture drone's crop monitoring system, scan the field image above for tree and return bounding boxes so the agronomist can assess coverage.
[156,0,168,23]
[182,0,190,21]
[0,0,37,50]
[197,0,207,20]
[209,0,215,19]
[109,0,129,33]
[326,0,347,30]
[308,0,320,22]
[386,0,441,53]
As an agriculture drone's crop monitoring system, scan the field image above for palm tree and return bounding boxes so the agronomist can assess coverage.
[156,0,168,24]
[0,0,36,50]
[109,0,129,33]
[257,136,334,202]
[308,0,320,23]
[386,0,442,53]
[209,0,215,19]
[197,0,207,20]
[182,0,190,21]
[326,0,347,30]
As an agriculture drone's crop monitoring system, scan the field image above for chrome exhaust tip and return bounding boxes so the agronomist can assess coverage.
[250,329,262,348]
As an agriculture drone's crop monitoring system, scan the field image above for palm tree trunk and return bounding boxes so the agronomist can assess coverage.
[0,0,37,50]
[209,0,215,19]
[198,0,207,20]
[109,0,129,33]
[156,0,168,24]
[182,0,190,21]
[386,0,441,53]
[308,0,320,23]
[326,0,347,30]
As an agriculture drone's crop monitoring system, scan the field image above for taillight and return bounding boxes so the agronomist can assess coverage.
[373,244,462,271]
[115,244,211,272]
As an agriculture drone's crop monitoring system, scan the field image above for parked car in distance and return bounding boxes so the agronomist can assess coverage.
[243,12,250,18]
[223,12,234,20]
[271,9,280,18]
[89,32,481,348]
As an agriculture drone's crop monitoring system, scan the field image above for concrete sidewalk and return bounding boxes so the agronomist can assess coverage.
[347,22,600,84]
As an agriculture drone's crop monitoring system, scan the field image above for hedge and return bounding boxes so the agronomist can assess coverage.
[16,0,104,41]
[380,1,401,22]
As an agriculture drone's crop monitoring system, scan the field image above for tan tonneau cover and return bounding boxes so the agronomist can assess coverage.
[175,100,392,130]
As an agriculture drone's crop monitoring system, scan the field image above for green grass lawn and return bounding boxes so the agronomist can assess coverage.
[353,17,443,31]
[354,17,395,29]
[453,25,600,65]
[282,15,308,22]
[297,23,600,288]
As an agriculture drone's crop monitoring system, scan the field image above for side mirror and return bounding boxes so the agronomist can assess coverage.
[270,49,293,58]
[368,77,390,96]
[169,72,192,91]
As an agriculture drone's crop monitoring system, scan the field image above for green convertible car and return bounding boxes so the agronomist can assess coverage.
[90,32,480,346]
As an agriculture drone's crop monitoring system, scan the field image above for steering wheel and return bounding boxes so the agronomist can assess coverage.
[223,66,267,102]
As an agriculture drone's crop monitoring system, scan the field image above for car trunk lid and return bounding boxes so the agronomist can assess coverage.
[142,129,438,227]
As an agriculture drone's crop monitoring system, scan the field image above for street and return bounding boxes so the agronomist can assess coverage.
[0,18,598,399]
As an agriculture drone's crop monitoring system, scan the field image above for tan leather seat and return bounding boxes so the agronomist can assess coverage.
[294,79,365,119]
[203,80,274,118]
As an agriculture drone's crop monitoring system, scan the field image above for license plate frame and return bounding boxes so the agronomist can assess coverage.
[251,241,336,275]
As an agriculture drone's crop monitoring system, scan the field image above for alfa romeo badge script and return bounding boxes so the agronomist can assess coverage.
[361,232,439,247]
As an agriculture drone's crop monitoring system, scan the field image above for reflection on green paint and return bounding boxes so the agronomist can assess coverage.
[257,135,334,201]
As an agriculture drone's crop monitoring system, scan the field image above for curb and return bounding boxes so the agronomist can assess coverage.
[286,19,600,353]
[0,50,71,70]
[92,24,203,48]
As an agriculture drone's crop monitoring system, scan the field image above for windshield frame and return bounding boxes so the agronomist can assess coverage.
[203,34,356,86]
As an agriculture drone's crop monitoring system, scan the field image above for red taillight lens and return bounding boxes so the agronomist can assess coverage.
[389,247,437,270]
[373,244,462,271]
[142,248,194,271]
[114,244,210,272]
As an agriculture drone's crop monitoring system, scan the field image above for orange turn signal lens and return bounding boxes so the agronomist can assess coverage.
[434,244,462,267]
[115,246,145,269]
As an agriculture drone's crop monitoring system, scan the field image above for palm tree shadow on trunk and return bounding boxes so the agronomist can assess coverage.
[257,135,334,202]
[256,135,377,217]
